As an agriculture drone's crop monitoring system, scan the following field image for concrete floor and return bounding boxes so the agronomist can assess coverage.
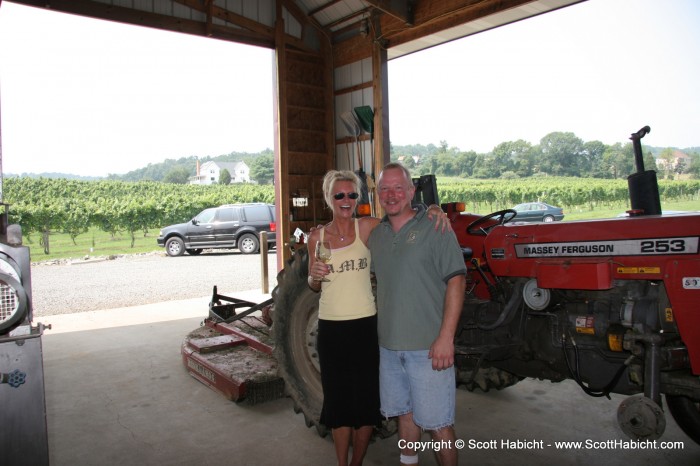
[37,290,700,466]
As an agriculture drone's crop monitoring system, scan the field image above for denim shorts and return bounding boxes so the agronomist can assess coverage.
[379,346,455,430]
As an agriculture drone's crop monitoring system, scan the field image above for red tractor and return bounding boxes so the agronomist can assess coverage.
[184,127,700,444]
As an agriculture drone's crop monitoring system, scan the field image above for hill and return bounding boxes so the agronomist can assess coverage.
[647,146,700,157]
[4,172,102,181]
[5,143,697,182]
[109,149,273,182]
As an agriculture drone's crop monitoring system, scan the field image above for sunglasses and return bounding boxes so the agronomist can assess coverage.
[333,192,359,200]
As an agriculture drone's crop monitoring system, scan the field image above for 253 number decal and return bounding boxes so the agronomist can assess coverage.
[640,239,686,253]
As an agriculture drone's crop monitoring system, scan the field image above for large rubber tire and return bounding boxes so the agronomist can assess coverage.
[666,395,700,445]
[238,233,260,254]
[272,247,327,437]
[165,237,185,257]
[456,364,523,392]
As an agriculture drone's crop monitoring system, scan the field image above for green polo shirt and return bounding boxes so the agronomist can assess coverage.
[368,205,467,350]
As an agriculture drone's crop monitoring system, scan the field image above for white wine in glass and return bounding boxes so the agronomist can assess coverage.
[315,241,332,282]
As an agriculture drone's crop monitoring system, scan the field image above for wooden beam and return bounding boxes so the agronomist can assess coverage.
[332,32,373,68]
[174,0,275,38]
[378,0,535,48]
[372,14,390,219]
[274,0,290,269]
[364,0,414,25]
[16,0,276,48]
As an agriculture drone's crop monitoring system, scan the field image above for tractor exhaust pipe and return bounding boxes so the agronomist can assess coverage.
[627,125,662,216]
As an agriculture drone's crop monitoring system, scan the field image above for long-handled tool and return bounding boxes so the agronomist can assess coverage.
[354,106,376,215]
[340,111,362,171]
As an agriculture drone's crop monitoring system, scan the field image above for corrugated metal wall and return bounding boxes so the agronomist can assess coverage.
[333,57,374,172]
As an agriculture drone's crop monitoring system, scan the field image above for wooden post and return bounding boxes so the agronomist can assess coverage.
[260,231,269,293]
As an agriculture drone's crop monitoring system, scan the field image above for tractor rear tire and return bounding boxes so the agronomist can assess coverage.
[456,364,523,392]
[666,395,700,445]
[272,247,327,437]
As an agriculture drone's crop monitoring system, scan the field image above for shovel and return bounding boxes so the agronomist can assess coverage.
[340,111,362,171]
[354,106,376,215]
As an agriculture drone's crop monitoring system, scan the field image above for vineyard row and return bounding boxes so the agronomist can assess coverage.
[3,177,699,251]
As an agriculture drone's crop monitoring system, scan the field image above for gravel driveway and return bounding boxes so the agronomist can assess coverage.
[29,251,280,317]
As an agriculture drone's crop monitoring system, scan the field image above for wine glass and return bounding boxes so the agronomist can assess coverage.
[315,241,332,282]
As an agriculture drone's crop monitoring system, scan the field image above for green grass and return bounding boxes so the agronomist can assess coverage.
[24,228,163,263]
[23,200,700,263]
[464,200,700,220]
[562,199,700,221]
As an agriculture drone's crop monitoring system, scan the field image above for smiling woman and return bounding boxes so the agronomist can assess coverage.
[0,2,275,178]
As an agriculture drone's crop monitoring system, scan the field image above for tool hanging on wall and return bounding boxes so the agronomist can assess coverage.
[353,106,376,216]
[340,111,362,172]
[353,105,374,163]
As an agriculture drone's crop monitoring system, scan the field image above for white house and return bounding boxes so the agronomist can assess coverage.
[190,161,251,185]
[655,150,691,174]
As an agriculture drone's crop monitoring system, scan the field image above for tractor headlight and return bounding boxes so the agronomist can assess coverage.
[0,256,29,333]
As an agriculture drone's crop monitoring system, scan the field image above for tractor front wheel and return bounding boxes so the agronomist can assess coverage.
[666,395,700,445]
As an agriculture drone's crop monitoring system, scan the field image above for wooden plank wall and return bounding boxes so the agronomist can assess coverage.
[285,48,333,232]
[275,42,334,265]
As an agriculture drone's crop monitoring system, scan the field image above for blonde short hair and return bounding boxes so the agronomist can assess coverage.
[378,162,412,188]
[322,170,362,208]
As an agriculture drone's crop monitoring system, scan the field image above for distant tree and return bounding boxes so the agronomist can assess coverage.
[455,151,478,177]
[435,152,460,176]
[582,140,606,177]
[391,143,439,161]
[517,146,538,177]
[402,156,416,169]
[250,154,274,184]
[492,140,533,177]
[602,142,635,179]
[658,148,675,179]
[389,149,400,163]
[500,171,519,180]
[675,158,687,176]
[163,167,191,184]
[472,154,499,178]
[219,168,232,185]
[539,132,585,176]
[688,153,700,178]
[644,151,657,173]
[425,153,439,175]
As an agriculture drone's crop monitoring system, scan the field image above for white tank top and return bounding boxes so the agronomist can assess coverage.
[318,220,376,321]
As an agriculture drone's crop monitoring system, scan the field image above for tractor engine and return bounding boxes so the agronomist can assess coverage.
[455,277,684,398]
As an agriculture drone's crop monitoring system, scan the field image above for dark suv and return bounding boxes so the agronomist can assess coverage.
[157,203,276,256]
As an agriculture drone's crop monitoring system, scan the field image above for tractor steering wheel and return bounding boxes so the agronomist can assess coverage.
[466,209,517,236]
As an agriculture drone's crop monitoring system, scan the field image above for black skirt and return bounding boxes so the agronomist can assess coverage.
[317,314,382,429]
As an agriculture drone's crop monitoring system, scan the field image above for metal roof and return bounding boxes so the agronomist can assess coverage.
[8,0,586,59]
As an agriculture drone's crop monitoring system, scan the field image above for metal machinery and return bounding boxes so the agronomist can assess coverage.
[0,204,50,465]
[183,127,700,445]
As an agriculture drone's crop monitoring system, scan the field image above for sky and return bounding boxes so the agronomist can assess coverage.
[0,0,698,177]
[388,0,700,154]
